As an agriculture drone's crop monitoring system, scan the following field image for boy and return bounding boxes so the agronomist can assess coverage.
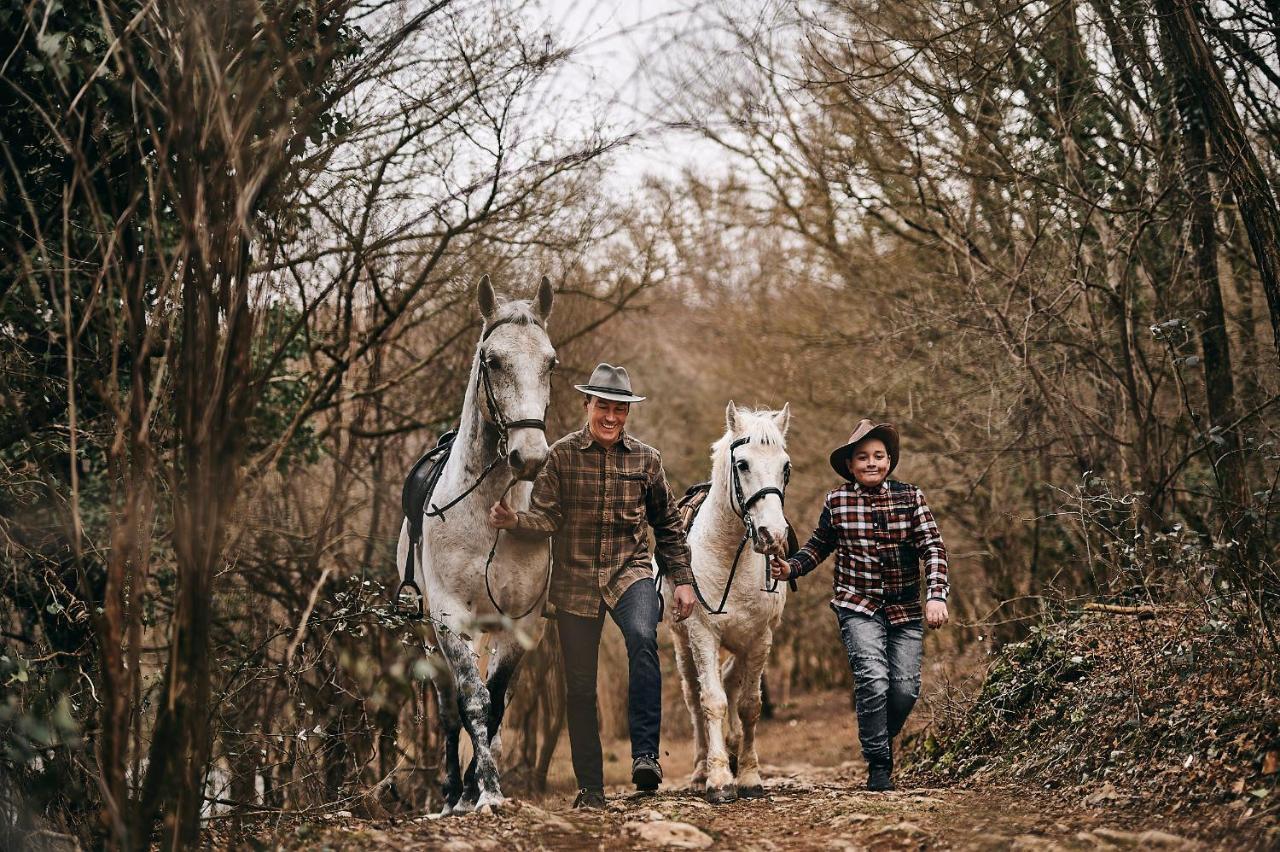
[770,419,949,791]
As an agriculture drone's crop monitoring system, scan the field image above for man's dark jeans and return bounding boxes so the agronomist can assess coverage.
[557,579,662,791]
[836,607,924,768]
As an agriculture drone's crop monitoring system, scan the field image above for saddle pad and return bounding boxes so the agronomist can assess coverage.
[402,429,457,541]
[676,481,713,533]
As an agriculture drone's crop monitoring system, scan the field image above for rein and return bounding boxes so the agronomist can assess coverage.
[396,315,552,619]
[686,436,791,615]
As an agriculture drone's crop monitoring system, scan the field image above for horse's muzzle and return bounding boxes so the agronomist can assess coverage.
[506,442,549,481]
[752,526,787,557]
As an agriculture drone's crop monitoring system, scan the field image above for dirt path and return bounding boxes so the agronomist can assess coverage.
[268,690,1268,850]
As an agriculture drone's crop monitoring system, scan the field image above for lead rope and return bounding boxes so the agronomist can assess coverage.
[483,476,554,620]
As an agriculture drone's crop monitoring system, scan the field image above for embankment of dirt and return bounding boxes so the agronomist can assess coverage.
[901,607,1280,841]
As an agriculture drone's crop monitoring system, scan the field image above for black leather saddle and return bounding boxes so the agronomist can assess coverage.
[402,429,456,543]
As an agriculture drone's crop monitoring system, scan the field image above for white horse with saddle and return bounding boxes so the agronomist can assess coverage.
[395,274,556,814]
[665,402,794,804]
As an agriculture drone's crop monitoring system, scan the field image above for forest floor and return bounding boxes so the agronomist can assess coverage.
[248,689,1274,851]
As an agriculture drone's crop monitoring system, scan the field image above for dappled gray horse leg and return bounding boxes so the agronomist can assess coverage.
[438,630,504,811]
[461,637,526,804]
[429,667,465,814]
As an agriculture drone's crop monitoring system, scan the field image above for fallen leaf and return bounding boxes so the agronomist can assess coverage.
[1262,751,1279,775]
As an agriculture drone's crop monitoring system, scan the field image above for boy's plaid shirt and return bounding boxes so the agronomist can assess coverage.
[787,479,948,624]
[512,426,693,618]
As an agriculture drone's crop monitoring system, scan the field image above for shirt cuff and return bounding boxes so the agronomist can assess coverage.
[927,587,949,602]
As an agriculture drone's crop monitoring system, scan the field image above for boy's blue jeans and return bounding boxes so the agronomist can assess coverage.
[836,606,924,768]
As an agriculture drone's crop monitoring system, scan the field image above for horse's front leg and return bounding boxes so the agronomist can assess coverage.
[733,635,773,798]
[687,622,736,804]
[460,631,529,806]
[673,628,708,790]
[428,664,464,815]
[436,625,505,812]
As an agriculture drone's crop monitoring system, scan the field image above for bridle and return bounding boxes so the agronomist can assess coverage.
[728,436,791,547]
[688,436,791,615]
[399,316,553,621]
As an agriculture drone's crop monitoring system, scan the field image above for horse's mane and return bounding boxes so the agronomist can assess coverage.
[484,299,543,334]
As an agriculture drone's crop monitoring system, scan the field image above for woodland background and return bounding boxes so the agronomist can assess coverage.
[1,0,1278,849]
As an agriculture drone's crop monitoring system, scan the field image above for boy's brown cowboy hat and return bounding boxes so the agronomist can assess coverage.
[829,419,900,479]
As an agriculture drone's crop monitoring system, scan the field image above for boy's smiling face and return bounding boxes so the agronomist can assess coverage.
[848,437,890,488]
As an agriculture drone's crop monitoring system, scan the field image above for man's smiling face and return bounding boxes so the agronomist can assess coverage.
[586,396,630,446]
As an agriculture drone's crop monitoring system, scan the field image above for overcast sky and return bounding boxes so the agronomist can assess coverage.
[534,0,737,189]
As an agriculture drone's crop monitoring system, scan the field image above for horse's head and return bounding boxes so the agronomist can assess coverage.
[716,401,792,557]
[476,274,556,480]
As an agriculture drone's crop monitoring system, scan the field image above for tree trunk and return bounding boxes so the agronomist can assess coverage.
[1155,0,1280,367]
[1158,13,1251,528]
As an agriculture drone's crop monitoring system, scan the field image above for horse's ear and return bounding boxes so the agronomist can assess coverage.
[725,401,738,433]
[477,274,497,321]
[774,403,791,436]
[534,275,554,321]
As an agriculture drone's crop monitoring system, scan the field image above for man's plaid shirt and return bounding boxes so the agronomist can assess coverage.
[786,479,949,625]
[512,426,693,618]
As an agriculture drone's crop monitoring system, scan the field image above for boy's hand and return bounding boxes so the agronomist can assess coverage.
[488,498,517,529]
[769,555,792,580]
[925,600,948,629]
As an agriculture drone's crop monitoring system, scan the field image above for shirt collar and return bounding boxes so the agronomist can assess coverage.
[848,479,888,496]
[576,424,631,451]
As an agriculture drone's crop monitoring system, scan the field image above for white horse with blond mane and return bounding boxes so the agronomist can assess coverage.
[666,402,793,804]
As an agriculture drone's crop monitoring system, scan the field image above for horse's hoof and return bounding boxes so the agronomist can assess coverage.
[475,793,507,814]
[452,796,477,815]
[738,785,765,799]
[706,786,738,805]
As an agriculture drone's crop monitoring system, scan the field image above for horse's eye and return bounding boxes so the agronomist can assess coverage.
[549,357,559,371]
[735,460,749,473]
[485,354,501,369]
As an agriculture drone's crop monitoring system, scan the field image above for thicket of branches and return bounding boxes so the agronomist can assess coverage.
[0,0,658,846]
[639,0,1280,666]
[2,0,1279,848]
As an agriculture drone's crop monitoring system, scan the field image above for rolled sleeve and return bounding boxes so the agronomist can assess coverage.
[911,487,949,601]
[789,503,837,580]
[646,458,693,586]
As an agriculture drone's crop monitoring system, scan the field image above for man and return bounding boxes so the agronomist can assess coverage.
[489,363,697,808]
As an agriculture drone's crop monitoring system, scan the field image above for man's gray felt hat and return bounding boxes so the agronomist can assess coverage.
[574,363,646,403]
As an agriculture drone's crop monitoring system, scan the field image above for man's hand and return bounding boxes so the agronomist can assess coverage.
[672,583,697,621]
[488,498,517,529]
[925,599,949,629]
[769,555,792,581]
